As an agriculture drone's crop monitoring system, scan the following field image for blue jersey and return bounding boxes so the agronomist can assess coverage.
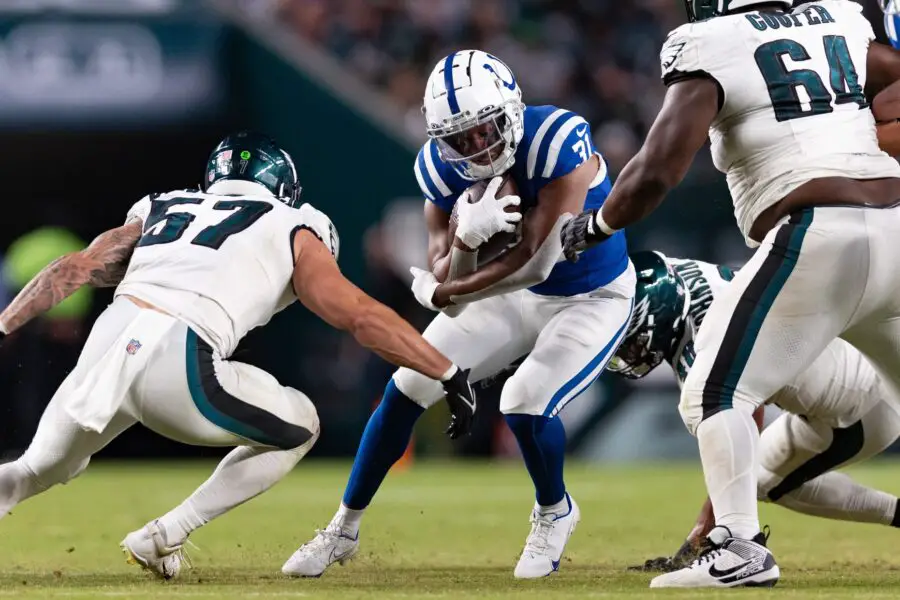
[887,13,900,48]
[413,105,629,297]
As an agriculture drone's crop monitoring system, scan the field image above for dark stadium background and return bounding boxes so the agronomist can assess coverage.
[0,0,889,463]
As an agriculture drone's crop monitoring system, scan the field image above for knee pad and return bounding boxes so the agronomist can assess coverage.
[759,412,831,473]
[282,387,321,450]
[392,368,443,409]
[499,372,544,416]
[21,452,89,489]
[756,463,779,502]
[678,386,704,436]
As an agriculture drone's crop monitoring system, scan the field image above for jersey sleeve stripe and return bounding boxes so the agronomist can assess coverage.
[414,151,436,200]
[526,108,567,179]
[542,115,588,178]
[424,140,453,197]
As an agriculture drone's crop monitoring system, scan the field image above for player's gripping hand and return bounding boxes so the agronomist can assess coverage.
[626,538,709,573]
[410,267,441,311]
[561,209,608,263]
[455,177,522,249]
[440,366,477,439]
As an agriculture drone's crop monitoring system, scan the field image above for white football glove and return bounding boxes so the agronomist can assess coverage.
[410,267,440,312]
[455,177,522,249]
[410,267,466,317]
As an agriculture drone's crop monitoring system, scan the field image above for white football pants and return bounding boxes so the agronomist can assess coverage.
[394,266,634,417]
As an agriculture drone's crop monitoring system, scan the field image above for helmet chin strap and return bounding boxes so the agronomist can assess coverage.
[207,180,275,197]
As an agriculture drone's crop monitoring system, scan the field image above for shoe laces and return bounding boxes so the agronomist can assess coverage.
[175,539,198,571]
[150,524,197,575]
[690,539,724,568]
[523,512,555,555]
[301,524,346,554]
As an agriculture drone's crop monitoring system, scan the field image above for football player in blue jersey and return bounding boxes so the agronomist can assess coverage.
[283,50,636,579]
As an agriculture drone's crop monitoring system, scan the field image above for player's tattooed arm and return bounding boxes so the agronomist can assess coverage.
[0,221,142,334]
[430,155,599,307]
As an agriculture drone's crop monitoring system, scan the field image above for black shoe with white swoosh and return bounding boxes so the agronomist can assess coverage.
[649,526,779,588]
[441,366,477,439]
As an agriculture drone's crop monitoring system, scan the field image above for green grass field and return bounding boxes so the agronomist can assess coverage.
[1,460,899,599]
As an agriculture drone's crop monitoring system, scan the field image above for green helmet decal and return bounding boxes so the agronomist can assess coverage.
[608,251,688,379]
[683,0,793,22]
[203,131,303,208]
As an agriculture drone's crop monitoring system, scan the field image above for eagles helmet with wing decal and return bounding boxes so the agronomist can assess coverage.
[683,0,792,22]
[607,251,688,379]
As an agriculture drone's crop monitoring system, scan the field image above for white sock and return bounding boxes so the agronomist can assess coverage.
[0,460,48,518]
[774,471,899,526]
[697,408,760,540]
[157,445,307,545]
[537,495,569,517]
[334,504,365,537]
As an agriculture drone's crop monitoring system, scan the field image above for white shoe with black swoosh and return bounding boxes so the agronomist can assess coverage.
[649,526,778,588]
[281,521,359,578]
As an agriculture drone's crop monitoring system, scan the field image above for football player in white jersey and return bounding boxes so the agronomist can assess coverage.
[0,131,477,579]
[561,0,900,589]
[611,251,900,573]
[284,50,635,579]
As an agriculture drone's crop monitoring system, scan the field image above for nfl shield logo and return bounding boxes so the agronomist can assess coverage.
[125,339,142,355]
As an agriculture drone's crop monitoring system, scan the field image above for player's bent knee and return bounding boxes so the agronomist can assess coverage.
[498,374,543,416]
[678,387,704,436]
[280,387,321,450]
[392,368,443,409]
[21,452,90,488]
[756,463,779,502]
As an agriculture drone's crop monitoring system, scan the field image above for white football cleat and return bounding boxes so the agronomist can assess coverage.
[650,526,779,588]
[281,522,359,578]
[120,520,192,580]
[514,494,580,579]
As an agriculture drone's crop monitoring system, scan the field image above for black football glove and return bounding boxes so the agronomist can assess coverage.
[561,209,606,263]
[441,366,476,439]
[626,538,710,573]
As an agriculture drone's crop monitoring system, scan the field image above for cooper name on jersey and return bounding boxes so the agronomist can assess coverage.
[745,4,835,32]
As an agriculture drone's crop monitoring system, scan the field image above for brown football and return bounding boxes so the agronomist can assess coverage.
[448,175,521,265]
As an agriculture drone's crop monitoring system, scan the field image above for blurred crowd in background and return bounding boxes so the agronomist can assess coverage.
[249,0,692,178]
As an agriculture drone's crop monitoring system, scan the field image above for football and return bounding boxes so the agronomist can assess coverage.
[448,175,522,265]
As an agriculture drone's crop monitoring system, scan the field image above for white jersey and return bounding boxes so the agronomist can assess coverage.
[667,257,882,426]
[660,1,900,246]
[115,188,339,357]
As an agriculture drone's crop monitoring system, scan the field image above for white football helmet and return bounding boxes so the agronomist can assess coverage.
[422,50,525,181]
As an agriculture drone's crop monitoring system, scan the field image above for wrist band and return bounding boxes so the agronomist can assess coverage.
[594,209,619,236]
[440,364,459,382]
